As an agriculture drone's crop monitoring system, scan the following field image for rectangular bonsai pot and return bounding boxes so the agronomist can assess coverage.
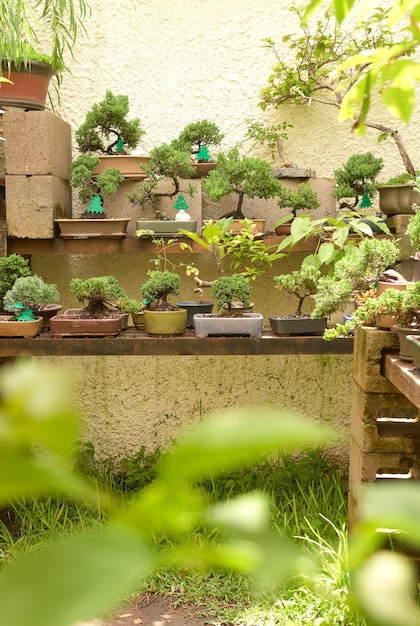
[50,314,122,337]
[0,315,43,337]
[55,218,130,239]
[136,220,197,236]
[269,316,327,336]
[193,313,263,338]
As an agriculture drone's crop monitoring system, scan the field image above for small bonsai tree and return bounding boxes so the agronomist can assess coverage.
[70,276,126,318]
[276,182,320,220]
[203,147,284,219]
[127,144,196,220]
[70,154,125,214]
[210,274,252,314]
[75,91,145,155]
[173,120,224,162]
[273,264,321,318]
[141,270,181,311]
[0,254,31,303]
[334,152,384,210]
[4,275,60,319]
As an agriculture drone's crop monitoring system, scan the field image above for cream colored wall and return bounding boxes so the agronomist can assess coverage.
[50,0,418,182]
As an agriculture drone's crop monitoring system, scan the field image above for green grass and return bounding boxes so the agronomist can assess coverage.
[0,448,364,625]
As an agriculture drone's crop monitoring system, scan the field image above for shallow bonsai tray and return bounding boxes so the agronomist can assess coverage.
[50,314,122,337]
[136,220,197,236]
[55,218,130,239]
[0,315,43,338]
[269,316,327,336]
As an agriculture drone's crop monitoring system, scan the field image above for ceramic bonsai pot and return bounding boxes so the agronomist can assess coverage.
[136,220,197,236]
[406,335,420,369]
[0,61,55,110]
[191,162,216,178]
[378,185,420,216]
[40,304,62,329]
[92,155,150,180]
[143,309,187,335]
[393,325,420,362]
[269,316,327,336]
[375,281,408,330]
[176,301,214,328]
[0,315,43,337]
[49,313,122,337]
[193,313,263,338]
[55,218,130,239]
[131,311,145,330]
[227,219,266,235]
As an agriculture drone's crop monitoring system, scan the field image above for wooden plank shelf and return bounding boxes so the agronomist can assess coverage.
[7,235,320,256]
[0,328,353,357]
[383,352,420,410]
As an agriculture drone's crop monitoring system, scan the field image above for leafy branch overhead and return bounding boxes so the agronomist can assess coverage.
[260,5,417,176]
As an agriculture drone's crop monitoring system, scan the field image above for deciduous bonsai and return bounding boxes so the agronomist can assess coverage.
[273,264,321,318]
[276,182,320,225]
[203,147,284,219]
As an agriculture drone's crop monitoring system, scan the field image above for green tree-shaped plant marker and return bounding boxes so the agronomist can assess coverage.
[16,306,36,322]
[359,193,372,208]
[173,195,189,212]
[197,145,211,162]
[86,194,104,215]
[116,137,124,154]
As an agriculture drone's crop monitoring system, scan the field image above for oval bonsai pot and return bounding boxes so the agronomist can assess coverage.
[176,301,214,327]
[269,315,327,336]
[143,309,187,336]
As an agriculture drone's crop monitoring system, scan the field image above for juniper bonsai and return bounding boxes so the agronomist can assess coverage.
[70,154,125,211]
[141,270,181,310]
[75,91,145,155]
[70,276,126,318]
[4,275,60,317]
[0,254,31,303]
[210,274,252,313]
[127,144,196,220]
[203,147,284,219]
[173,120,224,161]
[334,152,384,210]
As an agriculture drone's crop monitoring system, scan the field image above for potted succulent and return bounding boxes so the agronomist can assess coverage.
[202,147,284,232]
[2,275,60,337]
[193,273,263,338]
[141,270,187,336]
[0,0,90,109]
[173,119,224,178]
[129,143,197,235]
[275,182,321,235]
[50,276,127,337]
[269,264,327,336]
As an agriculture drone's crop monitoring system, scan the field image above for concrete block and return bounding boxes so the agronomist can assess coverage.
[349,437,420,486]
[6,175,71,239]
[3,110,71,179]
[353,326,401,393]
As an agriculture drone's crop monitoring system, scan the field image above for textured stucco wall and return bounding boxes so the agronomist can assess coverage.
[35,354,353,463]
[49,0,419,182]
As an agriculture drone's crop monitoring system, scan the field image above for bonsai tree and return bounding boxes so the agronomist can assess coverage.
[75,91,145,155]
[4,275,60,319]
[127,143,196,220]
[173,120,224,162]
[0,254,31,303]
[70,154,125,215]
[312,237,400,320]
[203,147,284,219]
[273,264,321,318]
[70,276,126,318]
[276,182,320,221]
[210,274,252,314]
[141,270,181,311]
[334,153,384,210]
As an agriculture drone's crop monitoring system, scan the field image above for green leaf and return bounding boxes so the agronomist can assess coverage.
[317,242,335,265]
[0,526,154,626]
[381,84,415,123]
[162,407,332,483]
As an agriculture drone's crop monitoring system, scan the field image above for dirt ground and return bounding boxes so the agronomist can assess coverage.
[76,593,217,626]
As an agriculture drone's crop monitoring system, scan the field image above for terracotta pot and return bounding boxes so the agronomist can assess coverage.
[50,313,122,337]
[92,155,150,180]
[143,309,187,336]
[375,281,408,330]
[136,220,197,236]
[176,301,214,328]
[275,222,292,236]
[269,315,327,336]
[191,162,216,178]
[393,325,420,361]
[39,303,62,329]
[55,218,130,239]
[193,312,263,338]
[0,315,43,337]
[378,185,420,216]
[0,60,55,110]
[227,219,266,235]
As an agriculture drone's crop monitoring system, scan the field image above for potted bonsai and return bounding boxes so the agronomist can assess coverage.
[173,119,224,178]
[269,264,327,336]
[2,275,60,337]
[74,90,147,177]
[129,143,197,235]
[50,276,127,337]
[202,147,285,232]
[0,0,90,110]
[333,152,384,212]
[193,273,263,338]
[0,254,31,308]
[275,182,321,235]
[141,270,187,335]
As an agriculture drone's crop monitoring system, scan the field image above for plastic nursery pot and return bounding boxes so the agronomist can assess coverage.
[176,301,214,328]
[143,309,187,336]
